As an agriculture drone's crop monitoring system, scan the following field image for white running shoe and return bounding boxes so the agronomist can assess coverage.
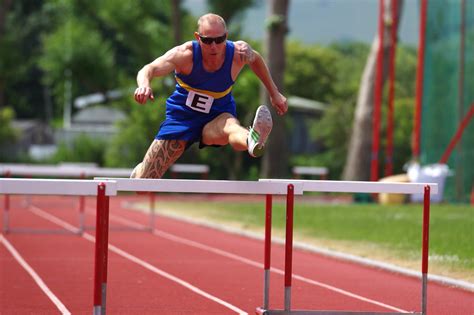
[247,105,273,158]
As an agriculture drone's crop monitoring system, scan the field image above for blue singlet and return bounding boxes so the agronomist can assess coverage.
[155,40,236,146]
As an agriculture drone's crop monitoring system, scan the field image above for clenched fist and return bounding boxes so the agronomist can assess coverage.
[134,86,155,104]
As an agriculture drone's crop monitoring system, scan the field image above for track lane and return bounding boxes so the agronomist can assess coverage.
[1,195,473,314]
[107,195,474,314]
[1,196,247,314]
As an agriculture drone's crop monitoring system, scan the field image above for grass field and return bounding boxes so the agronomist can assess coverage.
[143,196,473,282]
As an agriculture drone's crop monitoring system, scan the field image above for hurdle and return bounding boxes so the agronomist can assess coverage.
[0,164,144,233]
[257,179,438,315]
[292,166,329,180]
[0,178,118,315]
[92,178,304,314]
[1,163,212,233]
[0,177,438,314]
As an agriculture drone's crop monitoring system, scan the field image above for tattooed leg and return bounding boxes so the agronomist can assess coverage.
[132,140,186,179]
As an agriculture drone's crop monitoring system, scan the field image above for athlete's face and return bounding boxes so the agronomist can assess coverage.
[194,22,227,58]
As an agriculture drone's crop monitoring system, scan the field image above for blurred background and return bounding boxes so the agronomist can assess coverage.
[0,0,472,202]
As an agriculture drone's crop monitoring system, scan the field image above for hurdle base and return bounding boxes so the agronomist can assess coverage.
[82,225,153,233]
[4,227,81,235]
[256,309,422,315]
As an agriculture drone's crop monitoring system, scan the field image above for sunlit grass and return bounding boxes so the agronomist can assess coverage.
[148,198,473,279]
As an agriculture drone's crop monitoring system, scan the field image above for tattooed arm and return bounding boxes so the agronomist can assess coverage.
[233,40,288,116]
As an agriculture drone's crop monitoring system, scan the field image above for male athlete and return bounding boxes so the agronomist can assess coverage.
[131,13,288,178]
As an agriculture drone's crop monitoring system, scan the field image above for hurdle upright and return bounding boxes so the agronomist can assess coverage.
[0,178,118,315]
[92,178,304,314]
[257,179,438,315]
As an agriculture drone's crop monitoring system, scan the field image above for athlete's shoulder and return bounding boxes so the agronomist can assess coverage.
[171,41,194,74]
[232,40,257,65]
[233,40,248,49]
[171,41,194,58]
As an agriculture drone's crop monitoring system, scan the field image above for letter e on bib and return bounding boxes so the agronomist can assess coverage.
[185,90,214,114]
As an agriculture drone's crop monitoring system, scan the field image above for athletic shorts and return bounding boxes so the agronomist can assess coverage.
[155,102,237,148]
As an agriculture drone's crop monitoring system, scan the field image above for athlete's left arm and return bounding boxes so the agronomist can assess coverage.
[234,41,288,116]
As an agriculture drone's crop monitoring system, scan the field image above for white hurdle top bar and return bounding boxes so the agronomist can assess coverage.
[96,178,304,195]
[0,178,117,196]
[0,164,132,178]
[260,179,438,195]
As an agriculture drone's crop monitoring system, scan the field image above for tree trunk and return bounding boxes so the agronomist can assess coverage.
[0,0,13,107]
[260,0,290,178]
[171,0,181,45]
[342,0,403,181]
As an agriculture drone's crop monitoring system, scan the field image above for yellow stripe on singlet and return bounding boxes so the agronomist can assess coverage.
[175,76,233,99]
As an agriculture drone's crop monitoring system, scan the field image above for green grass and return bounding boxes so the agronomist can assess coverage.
[153,199,474,279]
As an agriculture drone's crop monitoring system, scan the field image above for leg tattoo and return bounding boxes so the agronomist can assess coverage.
[139,140,186,179]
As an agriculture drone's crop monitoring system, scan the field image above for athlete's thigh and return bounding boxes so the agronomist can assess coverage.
[202,113,240,145]
[140,139,186,178]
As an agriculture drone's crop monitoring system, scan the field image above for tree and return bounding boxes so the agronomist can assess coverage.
[343,0,403,180]
[285,41,340,102]
[0,0,12,107]
[0,107,17,145]
[207,0,257,30]
[0,1,45,117]
[171,0,182,45]
[260,0,290,178]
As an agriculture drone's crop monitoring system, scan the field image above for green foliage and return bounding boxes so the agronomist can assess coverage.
[329,41,371,102]
[207,0,258,28]
[105,95,166,168]
[285,41,340,103]
[0,1,46,118]
[306,101,355,179]
[49,134,107,165]
[0,107,18,146]
[290,42,418,179]
[96,0,177,66]
[38,17,116,113]
[285,42,369,178]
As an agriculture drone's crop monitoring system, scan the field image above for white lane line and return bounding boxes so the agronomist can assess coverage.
[28,205,247,315]
[0,234,71,315]
[106,211,409,313]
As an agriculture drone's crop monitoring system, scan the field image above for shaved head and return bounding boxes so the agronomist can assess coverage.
[197,13,227,34]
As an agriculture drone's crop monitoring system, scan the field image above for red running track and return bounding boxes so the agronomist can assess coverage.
[0,195,473,314]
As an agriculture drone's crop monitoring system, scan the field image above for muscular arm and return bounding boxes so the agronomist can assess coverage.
[135,42,192,104]
[234,41,288,115]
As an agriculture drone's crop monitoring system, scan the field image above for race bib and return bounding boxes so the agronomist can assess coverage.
[185,90,214,114]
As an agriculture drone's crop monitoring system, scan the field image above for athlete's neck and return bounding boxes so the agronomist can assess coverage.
[201,50,225,72]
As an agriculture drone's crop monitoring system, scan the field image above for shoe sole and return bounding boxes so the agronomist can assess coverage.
[253,105,273,146]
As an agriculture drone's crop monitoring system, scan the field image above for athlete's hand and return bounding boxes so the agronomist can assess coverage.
[270,92,288,116]
[134,86,155,104]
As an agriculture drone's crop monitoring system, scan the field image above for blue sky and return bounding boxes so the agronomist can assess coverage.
[183,0,419,45]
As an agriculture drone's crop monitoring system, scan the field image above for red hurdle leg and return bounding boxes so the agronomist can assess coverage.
[101,193,110,313]
[284,184,295,311]
[3,170,11,233]
[421,185,431,315]
[93,183,110,315]
[79,172,86,234]
[3,193,10,234]
[264,194,272,309]
[149,192,156,231]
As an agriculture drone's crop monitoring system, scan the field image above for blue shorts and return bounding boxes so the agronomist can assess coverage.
[155,101,237,147]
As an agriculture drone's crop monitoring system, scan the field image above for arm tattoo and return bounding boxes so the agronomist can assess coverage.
[140,140,186,178]
[239,44,255,63]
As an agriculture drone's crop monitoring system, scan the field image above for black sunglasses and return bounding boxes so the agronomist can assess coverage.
[198,33,227,45]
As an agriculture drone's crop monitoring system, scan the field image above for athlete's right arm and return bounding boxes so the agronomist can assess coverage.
[134,42,192,104]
